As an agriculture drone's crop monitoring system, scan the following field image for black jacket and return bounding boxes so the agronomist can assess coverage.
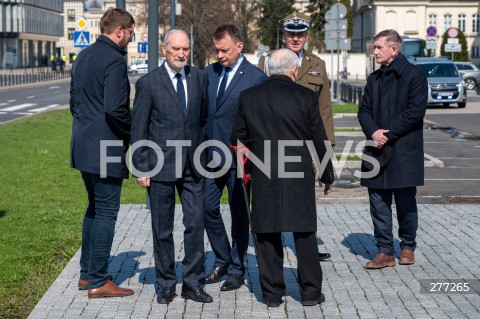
[231,75,334,233]
[358,54,428,189]
[70,35,131,179]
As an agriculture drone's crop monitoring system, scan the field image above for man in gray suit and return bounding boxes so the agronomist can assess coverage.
[131,29,212,304]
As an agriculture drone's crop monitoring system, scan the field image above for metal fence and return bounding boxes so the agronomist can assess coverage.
[0,71,71,88]
[331,80,364,105]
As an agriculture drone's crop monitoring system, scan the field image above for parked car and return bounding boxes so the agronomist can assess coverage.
[412,58,467,108]
[454,62,480,90]
[128,58,165,76]
[127,63,148,76]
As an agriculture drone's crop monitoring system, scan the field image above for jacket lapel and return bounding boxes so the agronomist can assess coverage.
[297,55,310,81]
[158,63,186,117]
[185,65,192,118]
[216,59,247,110]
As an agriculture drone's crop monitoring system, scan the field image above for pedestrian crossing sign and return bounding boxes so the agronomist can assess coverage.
[74,31,90,48]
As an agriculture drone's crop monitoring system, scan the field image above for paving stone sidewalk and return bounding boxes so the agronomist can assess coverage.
[29,204,480,319]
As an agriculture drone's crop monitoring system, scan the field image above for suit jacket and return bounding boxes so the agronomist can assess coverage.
[231,75,334,233]
[205,58,267,169]
[258,51,335,145]
[70,35,131,179]
[131,63,208,181]
[358,53,428,189]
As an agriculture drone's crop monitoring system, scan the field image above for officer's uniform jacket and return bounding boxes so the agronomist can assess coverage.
[258,51,335,145]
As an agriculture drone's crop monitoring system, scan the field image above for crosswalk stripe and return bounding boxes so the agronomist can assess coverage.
[29,104,60,113]
[1,103,36,112]
[13,112,33,115]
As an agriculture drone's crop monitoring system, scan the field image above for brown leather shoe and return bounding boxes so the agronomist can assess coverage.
[365,252,396,269]
[399,249,415,265]
[88,280,134,298]
[78,275,113,290]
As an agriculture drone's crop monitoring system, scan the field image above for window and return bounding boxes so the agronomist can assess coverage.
[472,47,480,58]
[428,14,437,27]
[444,14,452,30]
[67,9,75,21]
[473,14,480,33]
[68,28,75,40]
[130,5,136,13]
[458,14,466,32]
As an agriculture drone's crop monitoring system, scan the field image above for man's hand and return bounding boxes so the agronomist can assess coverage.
[372,129,390,149]
[324,184,333,195]
[136,177,150,188]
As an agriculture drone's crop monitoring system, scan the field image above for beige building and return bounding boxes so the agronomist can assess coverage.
[57,0,85,65]
[352,0,480,64]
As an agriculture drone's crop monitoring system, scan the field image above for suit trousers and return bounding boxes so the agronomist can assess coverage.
[80,172,123,289]
[256,232,323,302]
[368,187,418,255]
[148,159,205,289]
[204,169,250,276]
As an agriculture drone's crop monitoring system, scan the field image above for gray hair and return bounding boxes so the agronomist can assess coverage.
[267,49,300,76]
[164,29,190,45]
[374,29,403,50]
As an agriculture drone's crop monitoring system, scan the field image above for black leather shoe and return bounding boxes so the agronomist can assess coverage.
[181,285,213,303]
[220,274,244,291]
[204,266,228,284]
[318,252,331,261]
[302,293,325,306]
[157,287,176,304]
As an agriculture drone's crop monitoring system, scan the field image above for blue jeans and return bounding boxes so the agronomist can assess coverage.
[80,172,123,289]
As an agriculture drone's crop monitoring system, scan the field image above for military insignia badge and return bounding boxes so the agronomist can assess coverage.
[308,70,321,76]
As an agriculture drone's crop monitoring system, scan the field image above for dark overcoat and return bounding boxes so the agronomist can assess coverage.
[358,54,428,189]
[231,75,334,233]
[70,35,131,179]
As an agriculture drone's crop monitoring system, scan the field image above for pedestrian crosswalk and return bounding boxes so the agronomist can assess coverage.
[0,103,61,115]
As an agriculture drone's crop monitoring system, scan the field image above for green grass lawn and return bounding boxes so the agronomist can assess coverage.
[0,110,145,318]
[333,103,358,114]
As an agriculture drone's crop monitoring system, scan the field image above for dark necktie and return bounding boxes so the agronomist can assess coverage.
[216,67,231,106]
[175,73,187,114]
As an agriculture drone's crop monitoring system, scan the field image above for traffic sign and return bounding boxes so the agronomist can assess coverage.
[447,38,459,44]
[76,18,87,30]
[325,38,351,51]
[73,31,90,48]
[446,27,459,38]
[326,30,347,39]
[444,43,461,52]
[425,36,437,50]
[141,33,148,42]
[325,3,347,21]
[138,42,148,53]
[426,26,437,37]
[325,20,347,31]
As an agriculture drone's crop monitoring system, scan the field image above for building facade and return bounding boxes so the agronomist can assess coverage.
[0,0,64,68]
[352,0,480,64]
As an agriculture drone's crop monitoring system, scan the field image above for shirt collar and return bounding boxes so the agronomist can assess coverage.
[164,62,186,80]
[226,54,244,74]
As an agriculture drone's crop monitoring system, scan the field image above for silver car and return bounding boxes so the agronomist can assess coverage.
[454,62,480,90]
[412,58,467,108]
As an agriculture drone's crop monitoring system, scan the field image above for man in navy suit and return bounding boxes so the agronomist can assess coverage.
[203,24,267,291]
[70,8,134,299]
[131,29,212,304]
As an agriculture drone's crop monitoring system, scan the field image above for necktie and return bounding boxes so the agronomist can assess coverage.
[216,67,231,106]
[175,73,187,114]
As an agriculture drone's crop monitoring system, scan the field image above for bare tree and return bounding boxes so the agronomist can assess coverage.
[176,0,236,68]
[233,0,261,53]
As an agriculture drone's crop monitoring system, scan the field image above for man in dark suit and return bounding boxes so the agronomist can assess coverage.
[231,49,334,307]
[131,29,212,304]
[203,24,267,291]
[358,29,428,269]
[70,8,135,298]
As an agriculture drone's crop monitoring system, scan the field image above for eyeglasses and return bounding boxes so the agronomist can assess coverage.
[122,27,135,38]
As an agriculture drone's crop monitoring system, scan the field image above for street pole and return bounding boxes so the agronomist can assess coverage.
[148,0,159,73]
[116,0,125,9]
[171,0,176,29]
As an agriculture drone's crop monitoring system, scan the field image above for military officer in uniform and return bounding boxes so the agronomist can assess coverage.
[257,13,334,262]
